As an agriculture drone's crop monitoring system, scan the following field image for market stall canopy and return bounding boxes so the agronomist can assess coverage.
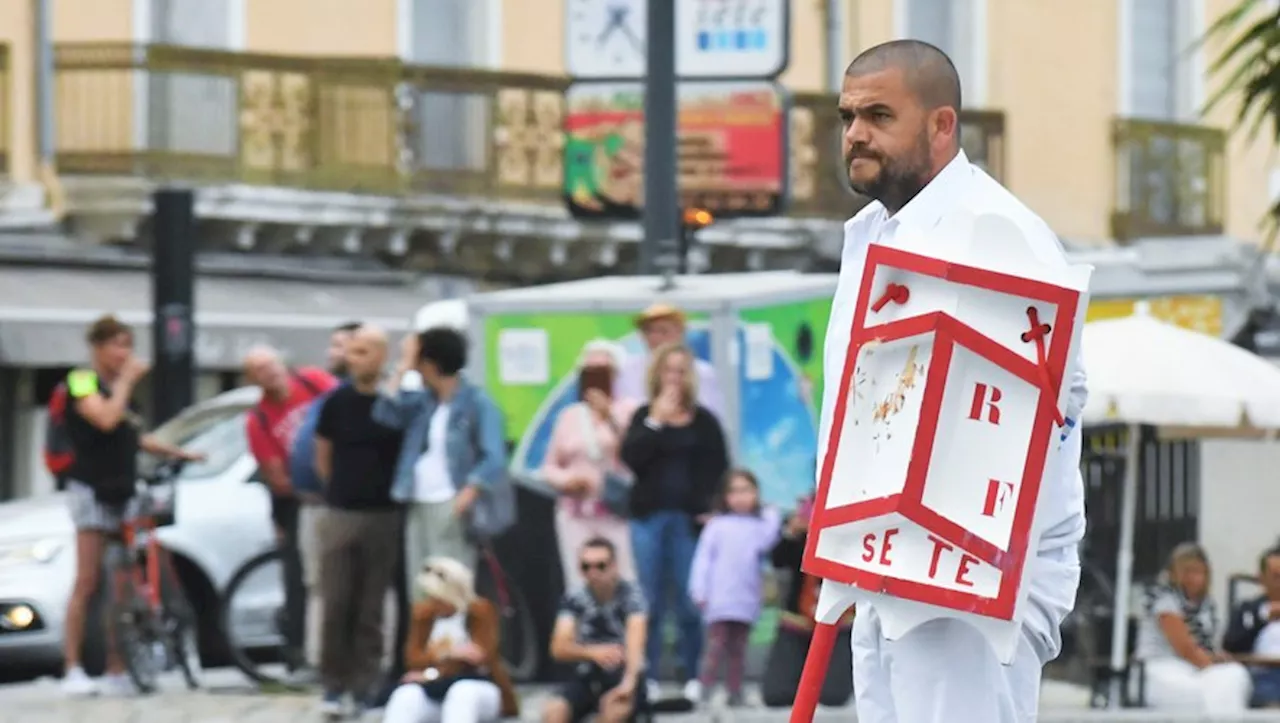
[1080,304,1280,430]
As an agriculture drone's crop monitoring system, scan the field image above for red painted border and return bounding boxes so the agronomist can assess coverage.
[803,242,1083,622]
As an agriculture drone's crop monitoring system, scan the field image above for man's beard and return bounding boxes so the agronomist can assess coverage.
[329,361,348,377]
[846,130,932,214]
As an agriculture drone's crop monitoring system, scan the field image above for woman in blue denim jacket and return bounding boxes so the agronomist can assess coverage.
[374,327,508,600]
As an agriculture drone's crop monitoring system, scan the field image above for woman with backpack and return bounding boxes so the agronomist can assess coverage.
[58,315,204,697]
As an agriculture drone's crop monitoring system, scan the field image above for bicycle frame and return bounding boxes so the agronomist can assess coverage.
[480,545,512,609]
[112,507,174,615]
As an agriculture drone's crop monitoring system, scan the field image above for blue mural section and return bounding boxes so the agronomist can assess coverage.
[513,324,818,512]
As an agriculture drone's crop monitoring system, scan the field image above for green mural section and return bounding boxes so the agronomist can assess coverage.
[738,296,832,409]
[483,312,637,439]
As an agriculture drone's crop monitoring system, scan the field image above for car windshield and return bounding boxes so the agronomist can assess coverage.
[172,412,250,481]
[144,402,252,482]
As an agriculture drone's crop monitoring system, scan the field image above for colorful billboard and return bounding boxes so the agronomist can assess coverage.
[563,80,789,219]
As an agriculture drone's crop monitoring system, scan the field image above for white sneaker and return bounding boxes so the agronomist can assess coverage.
[99,673,134,697]
[60,667,97,697]
[646,679,662,702]
[683,679,703,702]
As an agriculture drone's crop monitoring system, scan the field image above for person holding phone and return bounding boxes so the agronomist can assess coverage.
[542,340,638,590]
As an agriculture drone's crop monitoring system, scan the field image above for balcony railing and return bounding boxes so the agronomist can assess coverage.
[51,43,1006,220]
[1111,118,1226,242]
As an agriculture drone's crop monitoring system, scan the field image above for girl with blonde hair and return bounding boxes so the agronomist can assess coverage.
[382,557,519,723]
[620,341,729,702]
[1135,542,1251,712]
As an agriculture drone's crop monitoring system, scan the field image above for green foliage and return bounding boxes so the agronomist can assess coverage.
[1204,0,1280,240]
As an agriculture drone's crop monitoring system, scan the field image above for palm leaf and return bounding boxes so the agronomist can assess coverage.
[1203,0,1280,251]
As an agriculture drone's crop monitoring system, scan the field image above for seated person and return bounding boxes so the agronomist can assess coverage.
[761,495,853,708]
[1224,545,1280,707]
[1134,542,1251,713]
[542,537,647,723]
[384,557,519,723]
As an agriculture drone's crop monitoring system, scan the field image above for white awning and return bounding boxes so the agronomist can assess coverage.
[0,266,449,369]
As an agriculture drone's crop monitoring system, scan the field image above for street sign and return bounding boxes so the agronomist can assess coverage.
[563,80,790,220]
[565,0,790,80]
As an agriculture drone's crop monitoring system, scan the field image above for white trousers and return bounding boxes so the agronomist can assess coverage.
[1145,658,1251,713]
[852,549,1081,723]
[382,680,502,723]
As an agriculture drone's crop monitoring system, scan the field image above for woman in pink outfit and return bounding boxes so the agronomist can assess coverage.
[542,340,638,589]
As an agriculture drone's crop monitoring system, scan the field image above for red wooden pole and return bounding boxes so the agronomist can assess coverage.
[789,621,839,723]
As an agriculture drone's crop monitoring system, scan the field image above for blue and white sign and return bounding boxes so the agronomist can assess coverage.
[565,0,789,80]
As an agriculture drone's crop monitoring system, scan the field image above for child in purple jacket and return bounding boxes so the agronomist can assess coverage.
[688,468,781,705]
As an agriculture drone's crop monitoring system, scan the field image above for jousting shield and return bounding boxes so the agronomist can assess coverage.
[802,210,1092,663]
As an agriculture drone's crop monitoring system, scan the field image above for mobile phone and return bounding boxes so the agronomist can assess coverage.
[579,366,614,396]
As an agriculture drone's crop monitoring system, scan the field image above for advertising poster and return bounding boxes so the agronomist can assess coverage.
[563,81,789,219]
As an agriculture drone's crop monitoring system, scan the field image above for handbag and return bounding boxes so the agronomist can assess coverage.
[420,670,492,702]
[577,405,632,518]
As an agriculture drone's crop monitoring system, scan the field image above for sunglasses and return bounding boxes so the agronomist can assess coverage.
[580,560,610,573]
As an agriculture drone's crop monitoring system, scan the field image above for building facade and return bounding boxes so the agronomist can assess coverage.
[0,0,1274,499]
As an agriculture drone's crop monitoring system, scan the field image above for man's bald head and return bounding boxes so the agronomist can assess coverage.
[243,345,290,398]
[846,39,962,113]
[352,324,388,349]
[345,324,391,384]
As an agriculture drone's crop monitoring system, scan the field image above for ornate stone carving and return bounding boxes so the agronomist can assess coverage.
[494,89,564,191]
[239,70,312,172]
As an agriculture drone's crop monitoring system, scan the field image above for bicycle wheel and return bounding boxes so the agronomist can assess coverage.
[105,545,160,694]
[161,563,204,690]
[475,564,539,681]
[219,548,299,687]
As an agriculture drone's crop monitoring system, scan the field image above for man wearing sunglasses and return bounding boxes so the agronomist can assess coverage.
[543,538,647,723]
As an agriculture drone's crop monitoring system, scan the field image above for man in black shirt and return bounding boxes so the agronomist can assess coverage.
[313,324,404,717]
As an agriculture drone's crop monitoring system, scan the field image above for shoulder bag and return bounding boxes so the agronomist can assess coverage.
[578,404,632,518]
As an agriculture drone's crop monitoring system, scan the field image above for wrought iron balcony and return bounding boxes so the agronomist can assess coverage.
[1111,118,1226,242]
[49,43,1005,221]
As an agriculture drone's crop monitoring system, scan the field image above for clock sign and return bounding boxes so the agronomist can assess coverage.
[566,0,648,79]
[565,0,789,80]
[801,211,1091,660]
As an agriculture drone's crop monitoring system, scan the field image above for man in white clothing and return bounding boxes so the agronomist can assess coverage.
[821,40,1087,722]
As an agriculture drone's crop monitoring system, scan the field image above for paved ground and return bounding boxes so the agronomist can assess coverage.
[5,669,1279,722]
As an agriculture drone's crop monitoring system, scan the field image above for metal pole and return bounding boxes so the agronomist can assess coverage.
[641,0,679,275]
[1107,423,1141,708]
[825,0,845,91]
[151,188,197,425]
[33,0,54,167]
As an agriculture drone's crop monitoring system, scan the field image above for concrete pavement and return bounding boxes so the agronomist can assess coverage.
[8,669,1276,723]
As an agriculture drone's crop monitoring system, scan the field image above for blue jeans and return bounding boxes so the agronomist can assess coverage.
[1253,667,1280,706]
[631,511,703,680]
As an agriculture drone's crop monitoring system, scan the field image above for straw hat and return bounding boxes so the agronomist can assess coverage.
[634,302,686,328]
[416,556,476,610]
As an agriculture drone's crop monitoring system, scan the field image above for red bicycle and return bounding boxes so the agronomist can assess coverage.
[103,459,202,693]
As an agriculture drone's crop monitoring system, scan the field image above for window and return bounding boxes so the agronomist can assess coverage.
[402,0,491,175]
[903,0,983,107]
[1127,0,1196,120]
[144,0,239,162]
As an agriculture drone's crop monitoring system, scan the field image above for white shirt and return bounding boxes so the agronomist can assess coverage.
[1254,603,1280,656]
[818,150,1089,554]
[413,404,456,503]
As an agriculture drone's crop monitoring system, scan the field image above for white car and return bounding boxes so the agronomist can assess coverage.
[0,387,277,677]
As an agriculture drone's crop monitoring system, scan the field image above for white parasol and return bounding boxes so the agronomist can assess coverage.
[1080,302,1280,707]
